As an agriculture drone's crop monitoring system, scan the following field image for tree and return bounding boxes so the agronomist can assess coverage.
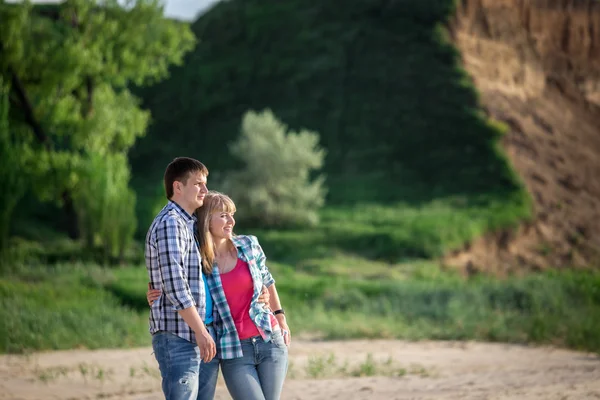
[0,0,195,240]
[73,152,137,262]
[222,109,327,227]
[0,77,28,255]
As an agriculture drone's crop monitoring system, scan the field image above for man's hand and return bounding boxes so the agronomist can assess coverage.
[257,286,270,308]
[195,329,216,363]
[177,307,216,363]
[276,314,291,347]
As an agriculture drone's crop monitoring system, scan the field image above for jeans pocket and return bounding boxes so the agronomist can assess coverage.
[271,330,287,349]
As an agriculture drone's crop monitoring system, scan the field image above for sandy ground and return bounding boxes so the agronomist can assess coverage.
[1,339,599,400]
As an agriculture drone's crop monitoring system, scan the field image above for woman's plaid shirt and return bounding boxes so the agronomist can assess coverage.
[207,235,276,359]
[145,201,206,343]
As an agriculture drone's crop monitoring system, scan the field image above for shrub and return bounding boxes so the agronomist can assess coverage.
[222,109,327,227]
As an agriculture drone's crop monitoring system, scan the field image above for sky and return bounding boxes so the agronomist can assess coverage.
[149,0,220,20]
[13,0,221,20]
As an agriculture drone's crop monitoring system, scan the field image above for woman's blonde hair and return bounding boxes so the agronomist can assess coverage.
[195,191,237,274]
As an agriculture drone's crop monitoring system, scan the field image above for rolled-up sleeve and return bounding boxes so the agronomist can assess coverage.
[156,217,195,310]
[251,236,275,287]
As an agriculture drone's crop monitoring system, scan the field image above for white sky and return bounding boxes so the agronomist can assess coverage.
[11,0,221,20]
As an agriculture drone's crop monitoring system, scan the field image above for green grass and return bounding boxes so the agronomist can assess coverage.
[2,260,599,354]
[0,264,150,353]
[279,269,600,352]
[251,190,531,263]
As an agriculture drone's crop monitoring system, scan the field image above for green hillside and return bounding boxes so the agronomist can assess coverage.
[130,0,531,262]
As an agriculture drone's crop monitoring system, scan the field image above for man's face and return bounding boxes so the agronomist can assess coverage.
[176,171,208,214]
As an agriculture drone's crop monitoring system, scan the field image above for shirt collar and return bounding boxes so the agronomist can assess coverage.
[230,235,244,248]
[167,200,197,224]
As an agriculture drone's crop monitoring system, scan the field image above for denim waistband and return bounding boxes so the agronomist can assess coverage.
[152,323,214,337]
[239,335,262,343]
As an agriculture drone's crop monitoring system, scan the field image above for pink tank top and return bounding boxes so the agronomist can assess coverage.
[220,258,278,340]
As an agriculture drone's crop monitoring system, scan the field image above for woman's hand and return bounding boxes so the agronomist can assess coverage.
[147,283,161,306]
[276,314,291,347]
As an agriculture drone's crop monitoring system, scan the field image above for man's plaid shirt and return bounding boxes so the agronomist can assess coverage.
[207,235,276,359]
[145,201,206,343]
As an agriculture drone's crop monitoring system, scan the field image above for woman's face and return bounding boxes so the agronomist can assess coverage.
[209,209,235,240]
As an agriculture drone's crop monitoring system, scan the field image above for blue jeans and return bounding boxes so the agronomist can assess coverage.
[152,326,220,400]
[220,330,288,400]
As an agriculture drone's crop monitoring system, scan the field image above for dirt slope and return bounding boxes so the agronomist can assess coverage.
[446,0,600,273]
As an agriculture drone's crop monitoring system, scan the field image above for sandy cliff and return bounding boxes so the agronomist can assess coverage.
[447,0,600,272]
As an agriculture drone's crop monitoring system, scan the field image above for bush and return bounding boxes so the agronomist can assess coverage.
[222,109,327,227]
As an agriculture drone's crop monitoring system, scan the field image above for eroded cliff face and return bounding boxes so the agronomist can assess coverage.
[447,0,600,273]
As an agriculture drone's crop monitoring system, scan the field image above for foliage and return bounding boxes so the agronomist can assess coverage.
[0,0,195,240]
[130,0,531,258]
[72,152,137,262]
[2,261,599,354]
[221,109,326,227]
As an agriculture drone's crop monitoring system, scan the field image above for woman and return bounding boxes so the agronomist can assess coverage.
[148,191,290,400]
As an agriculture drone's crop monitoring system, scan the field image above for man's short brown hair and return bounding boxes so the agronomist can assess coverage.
[164,157,209,199]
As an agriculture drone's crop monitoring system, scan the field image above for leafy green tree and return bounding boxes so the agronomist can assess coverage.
[222,109,327,227]
[0,0,195,240]
[73,152,136,262]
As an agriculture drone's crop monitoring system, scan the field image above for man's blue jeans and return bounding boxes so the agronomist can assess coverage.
[152,327,220,400]
[220,330,288,400]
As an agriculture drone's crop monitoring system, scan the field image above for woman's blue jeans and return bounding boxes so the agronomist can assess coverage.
[220,330,288,400]
[152,326,220,400]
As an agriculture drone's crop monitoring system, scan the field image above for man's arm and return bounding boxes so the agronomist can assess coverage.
[156,217,215,361]
[178,308,216,362]
[156,217,196,309]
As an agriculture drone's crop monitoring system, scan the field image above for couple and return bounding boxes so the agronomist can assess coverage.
[145,157,290,400]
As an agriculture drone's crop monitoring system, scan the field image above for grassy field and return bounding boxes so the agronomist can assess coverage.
[0,263,149,353]
[2,256,598,355]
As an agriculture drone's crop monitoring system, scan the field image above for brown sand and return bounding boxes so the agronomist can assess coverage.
[1,339,599,400]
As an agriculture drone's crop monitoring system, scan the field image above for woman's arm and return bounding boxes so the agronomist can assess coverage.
[268,283,291,346]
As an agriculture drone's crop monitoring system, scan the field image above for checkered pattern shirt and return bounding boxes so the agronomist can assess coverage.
[145,201,206,343]
[207,235,275,359]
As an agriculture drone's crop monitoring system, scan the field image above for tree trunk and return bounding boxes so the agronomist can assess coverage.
[62,190,80,239]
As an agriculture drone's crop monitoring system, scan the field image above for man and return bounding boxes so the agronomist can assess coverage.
[145,157,216,400]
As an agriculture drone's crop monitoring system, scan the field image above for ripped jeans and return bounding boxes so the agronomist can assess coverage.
[152,327,220,400]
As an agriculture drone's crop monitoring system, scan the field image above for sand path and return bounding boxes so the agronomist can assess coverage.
[1,339,599,399]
